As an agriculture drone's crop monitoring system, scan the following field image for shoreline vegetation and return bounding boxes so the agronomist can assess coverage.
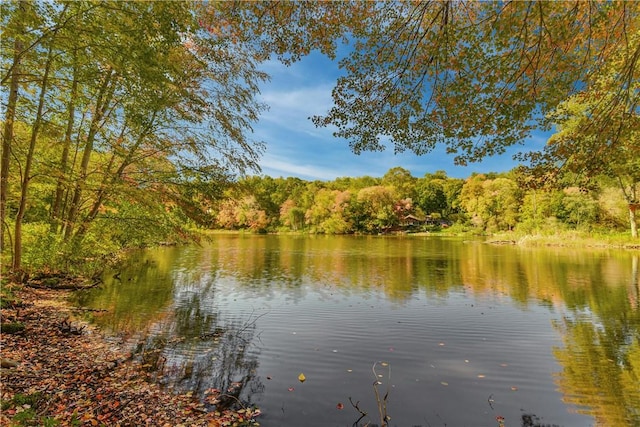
[202,228,640,250]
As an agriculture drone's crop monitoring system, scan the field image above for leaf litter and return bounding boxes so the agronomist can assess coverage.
[0,285,260,426]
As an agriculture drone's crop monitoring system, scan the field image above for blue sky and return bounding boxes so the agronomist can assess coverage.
[253,50,550,181]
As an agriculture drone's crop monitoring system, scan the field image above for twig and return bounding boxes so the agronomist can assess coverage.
[349,397,367,427]
[236,309,269,335]
[372,362,391,427]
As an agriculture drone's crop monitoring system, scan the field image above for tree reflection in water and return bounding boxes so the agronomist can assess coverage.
[107,265,264,412]
[552,255,640,426]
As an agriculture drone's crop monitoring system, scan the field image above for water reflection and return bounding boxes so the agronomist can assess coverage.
[73,236,640,426]
[553,254,640,426]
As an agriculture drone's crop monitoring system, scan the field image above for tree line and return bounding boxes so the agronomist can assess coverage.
[209,167,635,237]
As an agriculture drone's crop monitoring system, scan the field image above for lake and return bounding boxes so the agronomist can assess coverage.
[73,234,640,427]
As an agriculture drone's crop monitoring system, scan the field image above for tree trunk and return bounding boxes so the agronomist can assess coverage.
[13,44,54,270]
[630,203,638,239]
[64,69,115,240]
[73,113,156,241]
[0,0,25,254]
[51,51,79,233]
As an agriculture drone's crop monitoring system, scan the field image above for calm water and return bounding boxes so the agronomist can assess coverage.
[73,235,640,427]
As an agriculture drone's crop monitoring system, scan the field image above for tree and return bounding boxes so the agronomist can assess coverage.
[1,0,29,254]
[481,177,521,231]
[459,174,487,227]
[207,2,637,167]
[310,1,639,166]
[356,186,397,233]
[556,188,599,230]
[416,176,447,217]
[1,1,270,271]
[304,188,352,234]
[279,199,304,231]
[532,30,640,237]
[381,167,416,201]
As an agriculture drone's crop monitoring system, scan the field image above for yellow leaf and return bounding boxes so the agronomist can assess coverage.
[298,373,306,383]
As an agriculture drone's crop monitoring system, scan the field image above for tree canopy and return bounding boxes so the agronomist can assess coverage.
[308,1,638,164]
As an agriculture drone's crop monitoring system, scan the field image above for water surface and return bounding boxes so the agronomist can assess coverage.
[74,235,640,427]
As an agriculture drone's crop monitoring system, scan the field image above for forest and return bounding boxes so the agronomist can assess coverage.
[207,167,637,238]
[1,1,639,275]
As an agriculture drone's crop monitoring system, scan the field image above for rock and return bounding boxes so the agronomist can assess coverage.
[0,322,25,334]
[1,358,19,369]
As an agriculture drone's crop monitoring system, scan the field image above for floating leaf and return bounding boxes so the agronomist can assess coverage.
[477,374,485,378]
[298,373,306,383]
[288,387,295,392]
[440,381,449,386]
[336,403,344,410]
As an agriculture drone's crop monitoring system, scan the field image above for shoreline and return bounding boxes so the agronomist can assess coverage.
[0,284,259,427]
[201,228,640,250]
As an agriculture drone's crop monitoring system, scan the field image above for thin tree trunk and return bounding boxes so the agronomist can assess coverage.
[13,44,54,270]
[64,69,115,240]
[630,204,638,239]
[0,0,25,254]
[73,113,157,241]
[51,51,79,233]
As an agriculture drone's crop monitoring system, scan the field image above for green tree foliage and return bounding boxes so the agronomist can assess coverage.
[381,166,416,201]
[309,1,638,166]
[1,1,268,271]
[459,175,521,231]
[527,29,640,237]
[556,188,600,230]
[356,185,398,233]
[211,165,633,238]
[416,175,447,216]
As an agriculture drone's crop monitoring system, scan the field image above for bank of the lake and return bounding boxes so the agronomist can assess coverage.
[202,228,640,250]
[0,283,260,427]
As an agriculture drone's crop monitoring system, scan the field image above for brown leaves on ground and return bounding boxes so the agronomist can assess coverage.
[0,285,259,426]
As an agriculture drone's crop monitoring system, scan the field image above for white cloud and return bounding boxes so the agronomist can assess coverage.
[259,153,345,181]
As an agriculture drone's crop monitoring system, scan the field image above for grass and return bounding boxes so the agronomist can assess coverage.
[491,230,639,249]
[1,393,62,427]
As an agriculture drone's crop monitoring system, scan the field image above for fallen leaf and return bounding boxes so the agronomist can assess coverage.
[298,373,306,383]
[336,403,344,410]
